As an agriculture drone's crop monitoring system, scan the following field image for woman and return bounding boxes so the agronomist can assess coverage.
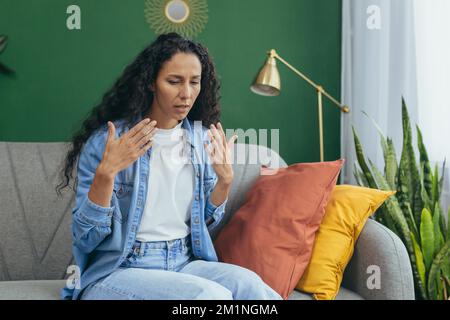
[56,32,282,300]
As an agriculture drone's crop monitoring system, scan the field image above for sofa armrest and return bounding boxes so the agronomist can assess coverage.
[341,218,415,299]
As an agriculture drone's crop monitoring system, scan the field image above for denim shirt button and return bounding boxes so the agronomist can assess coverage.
[194,218,199,224]
[194,240,200,245]
[195,195,199,201]
[196,171,200,177]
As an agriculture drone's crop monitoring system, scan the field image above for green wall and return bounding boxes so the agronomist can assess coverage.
[0,0,342,165]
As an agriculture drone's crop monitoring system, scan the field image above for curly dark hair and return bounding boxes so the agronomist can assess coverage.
[55,32,221,196]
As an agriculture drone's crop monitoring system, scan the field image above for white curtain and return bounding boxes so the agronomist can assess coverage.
[341,0,450,212]
[413,0,450,213]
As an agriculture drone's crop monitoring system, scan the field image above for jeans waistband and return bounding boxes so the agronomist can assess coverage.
[132,234,191,256]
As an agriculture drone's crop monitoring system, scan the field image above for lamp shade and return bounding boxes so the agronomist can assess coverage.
[250,56,281,96]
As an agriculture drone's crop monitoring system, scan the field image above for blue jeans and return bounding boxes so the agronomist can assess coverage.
[80,234,283,300]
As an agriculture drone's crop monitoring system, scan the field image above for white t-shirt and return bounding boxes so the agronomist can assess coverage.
[136,121,195,242]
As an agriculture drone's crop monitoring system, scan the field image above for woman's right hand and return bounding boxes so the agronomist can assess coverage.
[98,118,157,177]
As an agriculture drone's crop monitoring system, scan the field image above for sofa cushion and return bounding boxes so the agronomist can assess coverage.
[297,185,395,299]
[214,160,344,299]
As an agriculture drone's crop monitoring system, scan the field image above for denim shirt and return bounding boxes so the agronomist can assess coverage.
[60,116,228,300]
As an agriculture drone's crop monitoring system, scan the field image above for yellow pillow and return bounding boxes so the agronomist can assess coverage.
[296,185,395,300]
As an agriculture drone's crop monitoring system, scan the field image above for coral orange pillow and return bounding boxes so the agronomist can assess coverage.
[214,159,344,299]
[296,185,395,299]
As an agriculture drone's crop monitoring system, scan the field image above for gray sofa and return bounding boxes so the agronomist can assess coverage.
[0,141,415,300]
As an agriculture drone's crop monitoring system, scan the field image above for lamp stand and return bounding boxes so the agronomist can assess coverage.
[317,86,324,162]
[268,50,349,162]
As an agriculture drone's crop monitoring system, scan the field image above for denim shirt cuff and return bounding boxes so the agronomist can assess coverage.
[76,196,115,227]
[205,197,228,222]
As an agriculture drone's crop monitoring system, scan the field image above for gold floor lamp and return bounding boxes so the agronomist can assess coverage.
[250,49,350,162]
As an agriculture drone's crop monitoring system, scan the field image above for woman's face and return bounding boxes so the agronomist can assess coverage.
[150,52,202,125]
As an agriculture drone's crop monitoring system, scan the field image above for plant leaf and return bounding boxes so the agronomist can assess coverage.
[368,160,421,247]
[411,232,427,290]
[433,203,445,256]
[398,98,421,225]
[362,110,388,156]
[398,166,421,232]
[419,162,432,211]
[405,201,420,243]
[439,161,447,237]
[417,125,433,198]
[432,163,439,209]
[420,208,435,271]
[448,207,450,242]
[353,162,368,187]
[427,241,450,300]
[439,159,446,200]
[386,138,398,190]
[352,126,378,189]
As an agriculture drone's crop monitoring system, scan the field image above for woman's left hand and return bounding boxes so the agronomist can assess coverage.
[204,122,238,185]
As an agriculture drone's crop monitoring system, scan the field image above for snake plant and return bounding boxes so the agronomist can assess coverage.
[353,98,450,300]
